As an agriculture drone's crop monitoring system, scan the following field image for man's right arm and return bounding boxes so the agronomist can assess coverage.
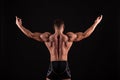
[16,16,50,42]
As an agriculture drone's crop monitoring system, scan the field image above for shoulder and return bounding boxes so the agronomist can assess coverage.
[40,32,51,42]
[66,32,75,35]
[66,32,84,42]
[42,32,51,35]
[66,32,76,38]
[66,32,83,36]
[40,32,51,37]
[66,32,77,41]
[49,34,55,42]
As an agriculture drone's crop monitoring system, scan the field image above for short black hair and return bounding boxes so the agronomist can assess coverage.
[53,19,64,27]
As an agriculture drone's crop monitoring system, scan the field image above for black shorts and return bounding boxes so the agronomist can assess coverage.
[46,61,71,80]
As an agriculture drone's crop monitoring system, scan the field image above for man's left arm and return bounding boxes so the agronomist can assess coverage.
[74,15,103,41]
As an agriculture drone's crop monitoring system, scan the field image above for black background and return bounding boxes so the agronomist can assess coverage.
[1,0,119,80]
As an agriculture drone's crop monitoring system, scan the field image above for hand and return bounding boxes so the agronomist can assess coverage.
[16,16,22,27]
[94,15,103,24]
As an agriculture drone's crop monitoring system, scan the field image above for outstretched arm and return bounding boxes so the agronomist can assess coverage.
[75,15,103,41]
[16,16,50,42]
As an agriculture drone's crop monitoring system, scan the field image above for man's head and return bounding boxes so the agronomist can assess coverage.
[53,19,65,33]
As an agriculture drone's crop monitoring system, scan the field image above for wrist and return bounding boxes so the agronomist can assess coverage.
[94,21,99,25]
[17,24,22,27]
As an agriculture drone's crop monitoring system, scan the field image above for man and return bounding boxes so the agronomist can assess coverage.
[16,15,103,80]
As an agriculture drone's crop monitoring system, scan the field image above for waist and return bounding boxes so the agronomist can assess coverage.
[50,61,68,67]
[50,61,68,63]
[50,54,68,61]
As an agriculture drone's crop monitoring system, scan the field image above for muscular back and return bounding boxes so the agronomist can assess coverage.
[41,33,73,61]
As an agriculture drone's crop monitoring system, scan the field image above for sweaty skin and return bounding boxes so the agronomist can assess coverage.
[16,16,102,80]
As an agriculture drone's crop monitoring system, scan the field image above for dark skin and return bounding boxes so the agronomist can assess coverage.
[16,15,103,80]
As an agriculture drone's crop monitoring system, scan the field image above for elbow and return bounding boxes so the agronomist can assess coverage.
[83,33,90,38]
[26,33,33,38]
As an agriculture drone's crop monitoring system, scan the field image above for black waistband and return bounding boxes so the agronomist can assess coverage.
[51,61,67,62]
[50,61,68,64]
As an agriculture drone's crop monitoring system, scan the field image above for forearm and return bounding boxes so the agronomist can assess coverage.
[83,15,103,38]
[17,25,33,38]
[83,22,98,38]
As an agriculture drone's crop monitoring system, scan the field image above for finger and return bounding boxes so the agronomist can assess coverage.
[16,16,18,20]
[98,15,102,20]
[97,16,100,19]
[100,15,103,18]
[18,18,22,20]
[101,15,103,19]
[18,18,21,21]
[98,15,102,19]
[19,19,22,21]
[16,16,21,20]
[16,16,20,19]
[97,15,102,18]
